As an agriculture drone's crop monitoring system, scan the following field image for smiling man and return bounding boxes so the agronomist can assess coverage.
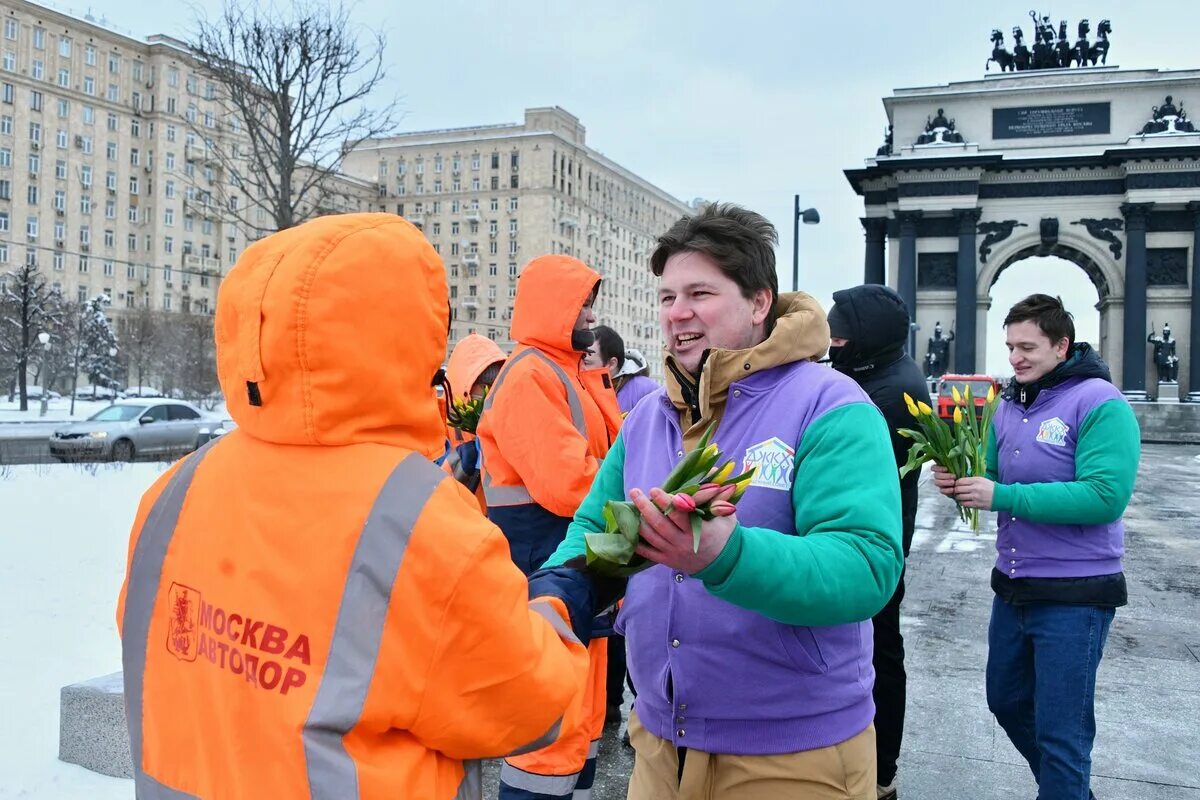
[933,294,1140,800]
[541,203,903,799]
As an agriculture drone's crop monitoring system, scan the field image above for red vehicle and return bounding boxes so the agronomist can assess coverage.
[936,374,1003,420]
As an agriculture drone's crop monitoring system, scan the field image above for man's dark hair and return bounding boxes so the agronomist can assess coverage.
[591,325,625,369]
[650,203,779,304]
[1004,294,1075,349]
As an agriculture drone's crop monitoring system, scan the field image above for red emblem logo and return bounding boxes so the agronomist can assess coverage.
[166,582,201,662]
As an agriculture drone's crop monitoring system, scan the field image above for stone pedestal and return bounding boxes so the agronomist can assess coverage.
[59,671,133,779]
[1157,382,1180,403]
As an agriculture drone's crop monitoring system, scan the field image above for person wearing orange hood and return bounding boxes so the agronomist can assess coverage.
[443,333,507,510]
[115,214,614,800]
[477,254,622,800]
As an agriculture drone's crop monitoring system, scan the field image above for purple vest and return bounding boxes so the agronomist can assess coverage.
[616,360,876,755]
[993,377,1126,578]
[617,375,659,415]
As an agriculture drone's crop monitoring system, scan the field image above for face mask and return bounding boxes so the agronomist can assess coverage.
[571,328,596,352]
[827,344,856,371]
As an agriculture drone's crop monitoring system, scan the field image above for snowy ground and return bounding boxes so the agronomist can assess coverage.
[0,399,113,424]
[0,462,167,799]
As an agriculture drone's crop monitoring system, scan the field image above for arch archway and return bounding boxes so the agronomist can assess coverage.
[985,256,1104,376]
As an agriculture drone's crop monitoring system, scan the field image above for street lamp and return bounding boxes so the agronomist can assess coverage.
[37,332,51,418]
[792,195,820,292]
[107,347,118,406]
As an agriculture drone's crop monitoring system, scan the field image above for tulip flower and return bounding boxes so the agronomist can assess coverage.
[585,424,756,575]
[897,384,1000,533]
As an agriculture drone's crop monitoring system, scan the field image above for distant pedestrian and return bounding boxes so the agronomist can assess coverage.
[614,347,659,414]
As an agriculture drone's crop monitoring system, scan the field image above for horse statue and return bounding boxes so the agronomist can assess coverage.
[1074,19,1091,66]
[1088,19,1112,65]
[1055,20,1075,67]
[1012,26,1032,70]
[1029,12,1056,69]
[987,29,1016,72]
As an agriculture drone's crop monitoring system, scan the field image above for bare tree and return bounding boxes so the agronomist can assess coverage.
[0,260,65,411]
[157,312,220,408]
[116,306,164,394]
[186,0,401,235]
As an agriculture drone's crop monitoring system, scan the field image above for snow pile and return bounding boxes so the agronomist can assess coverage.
[1,462,169,799]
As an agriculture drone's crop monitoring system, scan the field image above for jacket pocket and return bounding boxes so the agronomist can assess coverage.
[777,625,829,675]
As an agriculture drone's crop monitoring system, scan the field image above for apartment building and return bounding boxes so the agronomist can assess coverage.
[0,1,377,322]
[342,107,695,377]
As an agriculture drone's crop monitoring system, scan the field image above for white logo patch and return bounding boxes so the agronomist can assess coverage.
[742,437,796,492]
[1036,417,1070,447]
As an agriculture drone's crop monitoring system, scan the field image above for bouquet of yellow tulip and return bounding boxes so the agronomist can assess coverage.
[585,424,756,576]
[449,389,486,434]
[898,385,999,531]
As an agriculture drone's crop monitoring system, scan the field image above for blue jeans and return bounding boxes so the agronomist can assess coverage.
[987,596,1114,800]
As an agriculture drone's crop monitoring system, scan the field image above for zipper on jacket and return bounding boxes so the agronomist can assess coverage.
[666,358,703,425]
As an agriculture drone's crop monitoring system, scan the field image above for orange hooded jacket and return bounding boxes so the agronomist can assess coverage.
[476,255,621,544]
[116,214,591,800]
[443,333,506,510]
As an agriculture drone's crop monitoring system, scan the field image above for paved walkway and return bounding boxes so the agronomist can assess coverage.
[485,444,1200,799]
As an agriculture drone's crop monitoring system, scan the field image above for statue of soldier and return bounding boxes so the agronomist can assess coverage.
[1148,323,1180,383]
[924,321,955,379]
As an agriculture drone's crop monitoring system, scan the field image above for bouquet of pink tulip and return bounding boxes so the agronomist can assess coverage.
[585,425,756,576]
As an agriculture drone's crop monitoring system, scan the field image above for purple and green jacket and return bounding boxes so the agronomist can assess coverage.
[546,360,902,756]
[989,375,1140,579]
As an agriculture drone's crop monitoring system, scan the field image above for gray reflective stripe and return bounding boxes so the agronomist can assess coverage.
[136,771,201,799]
[454,759,483,800]
[481,348,587,507]
[573,788,593,800]
[586,738,600,759]
[121,441,219,796]
[303,453,446,799]
[499,763,580,797]
[529,599,582,647]
[506,716,563,757]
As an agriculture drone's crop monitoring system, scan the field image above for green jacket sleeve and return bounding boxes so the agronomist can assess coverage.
[985,422,999,481]
[693,402,904,626]
[543,432,627,567]
[991,399,1140,525]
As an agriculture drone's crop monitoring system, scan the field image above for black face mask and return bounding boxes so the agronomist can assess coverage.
[827,344,855,372]
[571,328,596,352]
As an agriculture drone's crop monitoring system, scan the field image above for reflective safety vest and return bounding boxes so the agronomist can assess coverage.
[481,347,589,508]
[120,439,588,800]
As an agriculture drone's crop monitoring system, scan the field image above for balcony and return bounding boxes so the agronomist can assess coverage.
[182,254,203,271]
[460,296,479,309]
[462,253,480,266]
[464,211,481,222]
[560,213,579,229]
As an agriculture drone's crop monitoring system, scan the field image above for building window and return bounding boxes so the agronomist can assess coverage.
[26,216,38,239]
[3,20,16,40]
[82,105,94,124]
[509,197,518,212]
[107,84,118,102]
[82,76,95,96]
[105,141,116,160]
[2,51,14,72]
[57,68,69,88]
[1,82,10,104]
[33,28,44,50]
[55,159,66,179]
[85,46,96,66]
[0,179,9,200]
[164,208,174,226]
[166,124,176,142]
[31,60,43,80]
[58,37,70,58]
[108,54,119,74]
[80,165,92,186]
[471,178,480,191]
[510,174,519,189]
[132,61,142,81]
[471,154,480,170]
[26,184,38,204]
[164,236,174,254]
[0,146,8,166]
[0,114,9,134]
[490,153,499,169]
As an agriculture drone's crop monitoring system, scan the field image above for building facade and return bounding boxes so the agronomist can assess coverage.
[342,107,694,377]
[0,0,377,323]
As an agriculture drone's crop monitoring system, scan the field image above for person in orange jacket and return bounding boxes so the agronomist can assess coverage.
[115,214,615,800]
[477,253,622,800]
[442,333,507,510]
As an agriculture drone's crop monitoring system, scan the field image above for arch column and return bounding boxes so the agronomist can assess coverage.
[896,210,922,355]
[862,217,888,285]
[1188,202,1200,402]
[954,208,982,373]
[1121,203,1153,400]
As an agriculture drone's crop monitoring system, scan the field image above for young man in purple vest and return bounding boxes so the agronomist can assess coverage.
[542,203,903,799]
[934,294,1140,800]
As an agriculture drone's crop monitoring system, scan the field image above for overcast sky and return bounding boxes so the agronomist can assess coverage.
[108,0,1193,374]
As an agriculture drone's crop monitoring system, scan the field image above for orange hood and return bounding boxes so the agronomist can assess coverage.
[509,255,600,359]
[214,213,448,457]
[445,334,506,402]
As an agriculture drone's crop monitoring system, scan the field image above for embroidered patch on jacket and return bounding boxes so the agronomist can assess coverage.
[1036,417,1070,447]
[742,437,796,491]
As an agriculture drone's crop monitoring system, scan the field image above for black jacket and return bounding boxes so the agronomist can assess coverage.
[827,284,931,556]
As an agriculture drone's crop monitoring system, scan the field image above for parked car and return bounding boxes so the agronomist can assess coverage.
[123,386,165,398]
[49,399,213,462]
[74,384,121,401]
[24,385,62,401]
[196,418,237,446]
[936,374,1004,421]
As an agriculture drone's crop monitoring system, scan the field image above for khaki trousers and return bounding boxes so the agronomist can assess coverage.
[626,711,876,800]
